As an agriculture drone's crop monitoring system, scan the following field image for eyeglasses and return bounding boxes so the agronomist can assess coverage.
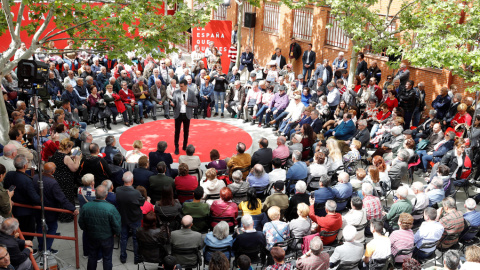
[160,63,165,64]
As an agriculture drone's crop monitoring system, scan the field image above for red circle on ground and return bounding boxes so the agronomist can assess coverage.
[119,119,253,163]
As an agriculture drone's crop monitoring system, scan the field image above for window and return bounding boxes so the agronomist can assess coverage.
[213,4,227,20]
[326,14,349,49]
[262,2,280,34]
[292,8,314,41]
[364,19,397,57]
[241,2,255,25]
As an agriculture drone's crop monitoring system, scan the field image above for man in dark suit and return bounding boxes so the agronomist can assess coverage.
[148,161,174,205]
[251,138,273,173]
[171,79,198,155]
[239,46,254,73]
[132,156,154,190]
[302,43,316,81]
[149,141,177,177]
[271,48,287,69]
[346,119,370,149]
[3,155,41,240]
[232,215,267,262]
[116,171,145,264]
[33,162,78,253]
[356,52,368,76]
[0,218,34,270]
[443,93,461,128]
[310,110,323,134]
[100,135,121,164]
[109,153,127,189]
[289,37,302,65]
[313,59,333,87]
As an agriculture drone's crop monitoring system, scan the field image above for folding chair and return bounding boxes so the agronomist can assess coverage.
[336,259,362,270]
[393,246,415,268]
[171,246,201,270]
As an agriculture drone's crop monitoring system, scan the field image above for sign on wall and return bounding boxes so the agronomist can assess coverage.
[192,20,232,74]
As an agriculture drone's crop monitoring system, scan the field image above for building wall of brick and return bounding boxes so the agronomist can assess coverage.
[219,1,474,106]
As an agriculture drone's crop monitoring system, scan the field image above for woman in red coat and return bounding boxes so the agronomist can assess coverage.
[174,163,198,203]
[104,84,129,126]
[118,81,140,124]
[451,103,472,128]
[210,187,238,228]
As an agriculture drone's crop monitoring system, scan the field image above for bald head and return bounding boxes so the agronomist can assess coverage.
[43,162,56,175]
[3,144,17,158]
[181,215,193,229]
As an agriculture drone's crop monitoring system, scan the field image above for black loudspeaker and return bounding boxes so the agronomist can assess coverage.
[244,12,256,28]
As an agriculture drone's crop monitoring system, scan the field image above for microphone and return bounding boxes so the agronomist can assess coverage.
[183,93,186,101]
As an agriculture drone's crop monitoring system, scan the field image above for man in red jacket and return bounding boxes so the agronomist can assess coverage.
[308,198,342,245]
[118,81,140,124]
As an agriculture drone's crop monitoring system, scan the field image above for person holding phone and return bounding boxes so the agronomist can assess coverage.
[0,164,14,218]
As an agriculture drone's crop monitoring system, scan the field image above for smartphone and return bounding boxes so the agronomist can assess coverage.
[310,193,315,199]
[393,195,398,201]
[8,185,16,192]
[71,147,81,156]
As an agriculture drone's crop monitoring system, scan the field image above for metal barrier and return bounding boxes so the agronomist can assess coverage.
[16,227,40,270]
[13,202,80,269]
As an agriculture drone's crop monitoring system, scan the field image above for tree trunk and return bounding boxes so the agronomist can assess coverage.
[0,75,10,145]
[235,1,243,68]
[348,47,358,87]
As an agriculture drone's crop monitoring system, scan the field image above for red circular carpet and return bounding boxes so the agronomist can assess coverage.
[119,119,253,163]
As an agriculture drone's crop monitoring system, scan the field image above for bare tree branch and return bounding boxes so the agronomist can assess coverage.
[32,3,56,44]
[41,19,95,43]
[14,1,25,37]
[46,38,109,42]
[2,0,19,42]
[43,27,59,39]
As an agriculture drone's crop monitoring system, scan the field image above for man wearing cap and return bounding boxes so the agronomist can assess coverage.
[260,85,289,128]
[288,38,302,65]
[271,48,286,70]
[302,43,316,81]
[246,72,257,87]
[263,181,289,213]
[225,80,246,118]
[296,74,306,91]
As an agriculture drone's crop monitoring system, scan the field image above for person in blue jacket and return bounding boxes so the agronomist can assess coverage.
[329,113,356,141]
[421,131,456,173]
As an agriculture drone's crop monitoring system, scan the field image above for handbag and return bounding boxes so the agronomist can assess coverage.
[7,91,17,100]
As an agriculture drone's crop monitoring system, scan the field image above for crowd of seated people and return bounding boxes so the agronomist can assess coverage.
[2,42,480,270]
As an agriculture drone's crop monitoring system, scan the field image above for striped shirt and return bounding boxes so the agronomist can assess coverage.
[439,209,464,248]
[228,46,237,63]
[390,229,414,263]
[363,195,383,220]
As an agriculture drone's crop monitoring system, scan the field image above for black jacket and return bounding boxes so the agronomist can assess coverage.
[0,232,29,269]
[149,151,174,176]
[3,171,41,217]
[116,185,145,225]
[356,60,368,76]
[109,164,127,189]
[33,174,76,222]
[251,148,273,173]
[367,66,382,83]
[271,54,287,69]
[310,118,323,134]
[441,150,467,180]
[78,155,112,187]
[398,88,417,112]
[353,128,371,148]
[100,145,121,164]
[232,231,267,260]
[133,167,155,190]
[444,102,459,123]
[285,193,310,221]
[289,42,302,60]
[302,50,316,69]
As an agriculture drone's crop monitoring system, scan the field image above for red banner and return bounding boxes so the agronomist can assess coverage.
[192,20,232,74]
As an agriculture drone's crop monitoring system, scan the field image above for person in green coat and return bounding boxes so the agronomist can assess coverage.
[384,186,412,231]
[79,185,121,270]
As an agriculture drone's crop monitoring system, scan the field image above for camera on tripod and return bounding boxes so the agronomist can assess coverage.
[17,59,49,89]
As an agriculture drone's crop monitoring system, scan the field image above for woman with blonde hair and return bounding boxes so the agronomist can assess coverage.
[451,103,472,128]
[289,203,311,240]
[201,168,226,205]
[125,140,146,164]
[49,138,81,222]
[326,138,343,171]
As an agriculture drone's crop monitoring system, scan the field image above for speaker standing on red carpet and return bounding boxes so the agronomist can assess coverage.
[171,79,198,155]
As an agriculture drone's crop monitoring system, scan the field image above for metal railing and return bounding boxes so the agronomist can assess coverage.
[16,227,40,270]
[213,5,228,20]
[262,2,280,34]
[14,202,80,269]
[326,14,349,49]
[293,7,314,41]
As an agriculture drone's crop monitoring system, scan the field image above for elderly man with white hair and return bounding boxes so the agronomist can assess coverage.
[232,215,266,258]
[0,144,17,173]
[386,149,409,192]
[410,181,430,224]
[285,181,310,220]
[0,217,34,270]
[394,63,410,87]
[329,225,364,269]
[148,68,165,88]
[383,186,412,232]
[149,78,170,119]
[462,198,480,241]
[227,170,249,203]
[116,171,146,264]
[332,172,353,211]
[296,236,330,270]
